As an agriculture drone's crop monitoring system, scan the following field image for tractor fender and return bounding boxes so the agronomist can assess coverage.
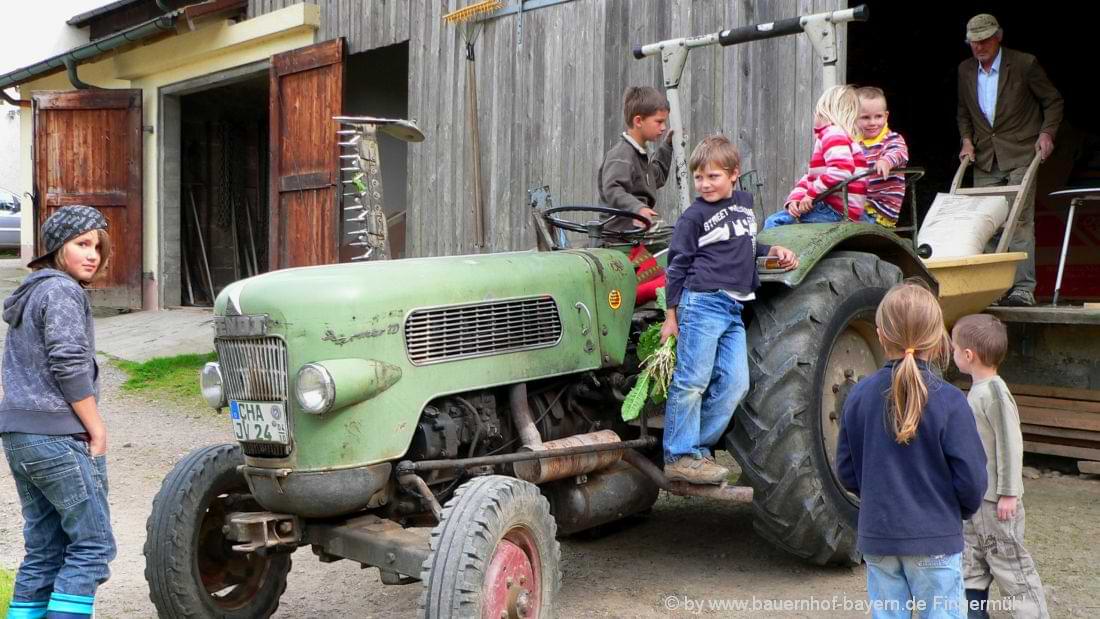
[757,223,937,294]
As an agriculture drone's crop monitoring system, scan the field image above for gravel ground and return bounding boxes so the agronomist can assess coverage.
[1,360,1098,617]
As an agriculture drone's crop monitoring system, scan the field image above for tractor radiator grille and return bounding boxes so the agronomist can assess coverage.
[215,336,290,402]
[404,296,563,365]
[215,336,291,458]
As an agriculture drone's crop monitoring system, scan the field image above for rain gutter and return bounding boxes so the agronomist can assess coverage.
[0,9,182,91]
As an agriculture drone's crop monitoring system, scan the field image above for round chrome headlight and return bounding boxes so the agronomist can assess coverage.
[295,363,335,414]
[200,362,226,409]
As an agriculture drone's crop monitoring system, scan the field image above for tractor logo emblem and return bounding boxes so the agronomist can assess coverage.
[608,290,622,310]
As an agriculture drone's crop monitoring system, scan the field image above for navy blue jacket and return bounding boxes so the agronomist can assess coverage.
[665,192,771,308]
[836,361,987,556]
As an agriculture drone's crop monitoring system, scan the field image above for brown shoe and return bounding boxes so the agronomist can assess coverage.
[665,456,728,485]
[700,457,731,483]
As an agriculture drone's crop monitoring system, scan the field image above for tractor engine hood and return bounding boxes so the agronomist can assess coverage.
[212,249,637,470]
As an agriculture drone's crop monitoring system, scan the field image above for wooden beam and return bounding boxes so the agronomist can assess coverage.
[1019,405,1100,433]
[1008,383,1100,403]
[1024,441,1100,462]
[1015,394,1100,415]
[1021,424,1100,444]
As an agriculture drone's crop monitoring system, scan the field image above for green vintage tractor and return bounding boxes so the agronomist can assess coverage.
[142,5,1016,619]
[144,215,929,618]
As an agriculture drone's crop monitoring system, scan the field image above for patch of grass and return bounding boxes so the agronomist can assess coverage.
[0,568,13,617]
[115,352,218,407]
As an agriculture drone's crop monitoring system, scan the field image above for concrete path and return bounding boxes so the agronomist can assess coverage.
[0,259,214,362]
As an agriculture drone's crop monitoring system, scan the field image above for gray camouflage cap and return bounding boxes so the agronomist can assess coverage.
[28,205,108,268]
[966,14,1000,42]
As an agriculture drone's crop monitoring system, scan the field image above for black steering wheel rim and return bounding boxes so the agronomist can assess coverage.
[543,205,653,241]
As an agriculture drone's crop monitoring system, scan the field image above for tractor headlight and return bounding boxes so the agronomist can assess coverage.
[295,363,335,414]
[200,362,227,409]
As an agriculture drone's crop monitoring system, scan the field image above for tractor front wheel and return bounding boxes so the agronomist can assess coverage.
[144,444,292,618]
[420,475,561,618]
[728,251,902,566]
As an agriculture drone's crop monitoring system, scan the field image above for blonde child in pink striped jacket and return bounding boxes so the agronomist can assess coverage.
[765,85,869,228]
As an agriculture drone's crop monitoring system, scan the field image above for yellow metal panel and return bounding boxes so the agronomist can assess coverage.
[924,252,1026,325]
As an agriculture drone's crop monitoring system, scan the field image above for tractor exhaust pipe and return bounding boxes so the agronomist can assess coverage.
[509,383,543,449]
[509,383,627,484]
[512,429,625,484]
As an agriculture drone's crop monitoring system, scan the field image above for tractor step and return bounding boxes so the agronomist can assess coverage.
[666,480,753,502]
[621,450,753,503]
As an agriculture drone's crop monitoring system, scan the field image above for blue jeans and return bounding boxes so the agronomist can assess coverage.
[2,433,116,618]
[864,553,966,619]
[763,202,873,228]
[663,290,749,463]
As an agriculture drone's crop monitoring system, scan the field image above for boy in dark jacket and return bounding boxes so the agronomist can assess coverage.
[1,206,116,619]
[598,86,674,232]
[659,135,797,484]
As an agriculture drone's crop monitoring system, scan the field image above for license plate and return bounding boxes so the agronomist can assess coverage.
[230,401,289,444]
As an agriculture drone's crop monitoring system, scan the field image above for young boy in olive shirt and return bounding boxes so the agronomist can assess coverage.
[953,314,1049,618]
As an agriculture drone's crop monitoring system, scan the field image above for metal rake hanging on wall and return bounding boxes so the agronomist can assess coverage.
[335,116,425,261]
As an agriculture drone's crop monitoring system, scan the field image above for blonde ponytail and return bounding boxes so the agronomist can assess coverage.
[875,280,950,444]
[890,349,929,444]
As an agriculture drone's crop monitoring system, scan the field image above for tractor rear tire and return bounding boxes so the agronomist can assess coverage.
[420,475,561,618]
[727,251,902,566]
[144,443,292,618]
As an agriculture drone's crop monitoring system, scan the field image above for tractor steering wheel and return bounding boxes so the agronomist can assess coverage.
[543,206,653,246]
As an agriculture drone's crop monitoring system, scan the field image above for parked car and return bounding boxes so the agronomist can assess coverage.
[0,188,21,251]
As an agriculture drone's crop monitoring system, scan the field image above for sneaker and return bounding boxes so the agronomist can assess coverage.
[997,289,1035,307]
[665,456,728,485]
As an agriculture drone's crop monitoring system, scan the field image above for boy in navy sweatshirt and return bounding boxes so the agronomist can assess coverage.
[659,135,797,484]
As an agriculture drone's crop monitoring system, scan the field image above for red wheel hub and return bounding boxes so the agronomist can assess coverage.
[482,528,541,619]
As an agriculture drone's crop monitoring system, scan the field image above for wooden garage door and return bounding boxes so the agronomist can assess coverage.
[269,38,345,269]
[33,90,143,309]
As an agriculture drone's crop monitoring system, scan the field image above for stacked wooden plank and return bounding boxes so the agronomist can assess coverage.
[1010,383,1100,463]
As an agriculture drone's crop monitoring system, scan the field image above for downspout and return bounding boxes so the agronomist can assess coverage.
[64,0,176,89]
[0,88,23,106]
[0,11,181,91]
[63,58,96,90]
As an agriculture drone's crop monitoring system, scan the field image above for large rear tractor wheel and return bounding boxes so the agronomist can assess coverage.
[728,251,902,566]
[144,444,292,618]
[420,475,561,618]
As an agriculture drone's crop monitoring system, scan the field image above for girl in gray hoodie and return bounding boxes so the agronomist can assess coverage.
[1,205,115,619]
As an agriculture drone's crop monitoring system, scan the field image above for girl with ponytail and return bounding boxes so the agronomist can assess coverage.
[836,280,987,617]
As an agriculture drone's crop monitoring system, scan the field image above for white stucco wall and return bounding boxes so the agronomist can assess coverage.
[1,0,105,255]
[0,1,101,76]
[0,103,20,194]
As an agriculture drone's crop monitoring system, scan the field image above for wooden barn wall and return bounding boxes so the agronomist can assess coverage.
[249,0,846,257]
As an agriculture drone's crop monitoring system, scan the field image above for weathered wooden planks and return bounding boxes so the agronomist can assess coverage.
[269,39,345,269]
[33,89,143,309]
[250,0,847,257]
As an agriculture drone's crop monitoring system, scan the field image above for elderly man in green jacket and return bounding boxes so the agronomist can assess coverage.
[957,13,1063,307]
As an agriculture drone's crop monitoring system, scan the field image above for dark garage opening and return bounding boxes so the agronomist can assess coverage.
[343,41,411,260]
[848,1,1100,302]
[179,74,270,306]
